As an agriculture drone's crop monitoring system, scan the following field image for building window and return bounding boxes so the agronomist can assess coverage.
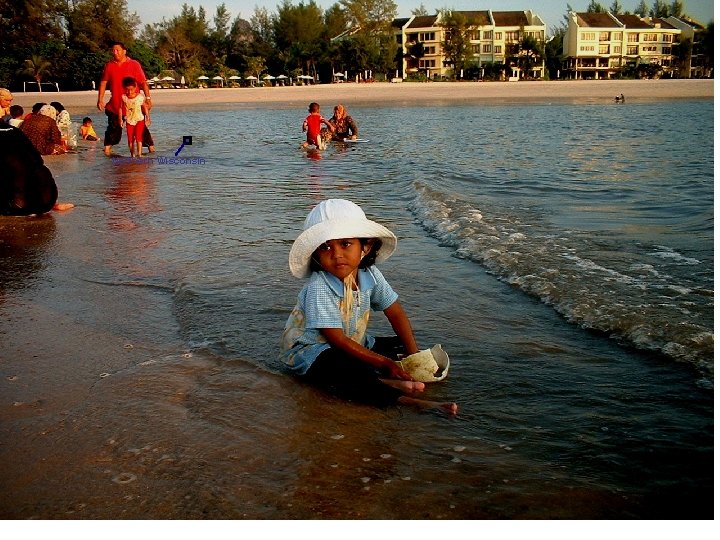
[494,45,502,54]
[471,44,480,53]
[581,32,596,40]
[420,32,435,41]
[662,34,673,42]
[419,59,436,68]
[599,44,610,54]
[643,33,658,42]
[580,45,595,52]
[469,30,480,40]
[613,45,622,53]
[662,46,672,54]
[642,45,658,52]
[495,32,502,40]
[483,44,492,53]
[484,30,492,39]
[599,32,610,41]
[627,45,638,55]
[628,33,639,42]
[505,31,519,42]
[612,32,622,40]
[423,46,436,55]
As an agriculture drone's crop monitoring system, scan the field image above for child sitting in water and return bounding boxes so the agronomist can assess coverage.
[79,117,98,141]
[119,76,150,157]
[280,198,458,414]
[302,102,333,150]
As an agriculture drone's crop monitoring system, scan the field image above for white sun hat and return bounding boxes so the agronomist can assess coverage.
[289,199,397,278]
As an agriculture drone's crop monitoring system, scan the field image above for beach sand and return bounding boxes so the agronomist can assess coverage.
[11,79,714,114]
[0,78,713,520]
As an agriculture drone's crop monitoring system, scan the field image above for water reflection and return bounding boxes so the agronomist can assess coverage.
[0,215,57,296]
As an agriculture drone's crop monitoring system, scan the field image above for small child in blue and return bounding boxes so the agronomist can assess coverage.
[280,198,457,414]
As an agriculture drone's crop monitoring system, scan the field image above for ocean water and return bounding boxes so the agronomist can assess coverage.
[0,98,713,518]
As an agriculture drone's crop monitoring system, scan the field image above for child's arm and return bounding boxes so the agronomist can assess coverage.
[142,102,151,126]
[320,328,413,380]
[383,301,420,356]
[322,118,335,132]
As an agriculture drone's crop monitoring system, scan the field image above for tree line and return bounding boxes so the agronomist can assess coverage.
[0,0,398,90]
[0,0,713,91]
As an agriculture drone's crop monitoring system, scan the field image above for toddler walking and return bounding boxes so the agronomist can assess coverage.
[280,199,457,414]
[120,76,150,156]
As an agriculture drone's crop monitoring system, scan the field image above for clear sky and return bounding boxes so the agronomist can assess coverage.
[126,0,715,35]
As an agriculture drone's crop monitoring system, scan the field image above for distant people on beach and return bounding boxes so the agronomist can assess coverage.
[120,76,151,157]
[280,198,458,414]
[80,117,98,141]
[0,88,13,125]
[0,125,73,215]
[97,41,155,156]
[302,102,333,150]
[28,103,45,119]
[325,104,359,142]
[51,101,75,149]
[19,104,65,155]
[615,93,625,103]
[9,105,24,127]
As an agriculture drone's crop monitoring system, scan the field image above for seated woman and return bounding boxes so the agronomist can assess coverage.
[323,104,359,142]
[19,104,65,155]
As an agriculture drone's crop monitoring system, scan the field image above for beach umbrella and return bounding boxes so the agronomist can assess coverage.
[162,76,175,81]
[262,75,275,80]
[245,75,258,80]
[276,75,288,79]
[333,72,345,77]
[228,75,241,80]
[212,76,224,80]
[197,75,209,80]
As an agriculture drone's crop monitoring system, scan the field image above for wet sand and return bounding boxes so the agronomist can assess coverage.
[11,79,714,115]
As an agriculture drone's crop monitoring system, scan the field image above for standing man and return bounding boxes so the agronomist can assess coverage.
[97,41,155,156]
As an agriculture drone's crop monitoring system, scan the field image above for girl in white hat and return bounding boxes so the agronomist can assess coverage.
[281,199,457,414]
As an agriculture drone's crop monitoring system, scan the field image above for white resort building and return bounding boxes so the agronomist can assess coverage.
[563,11,708,79]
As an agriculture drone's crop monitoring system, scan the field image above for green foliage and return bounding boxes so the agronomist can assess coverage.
[587,1,606,13]
[440,11,472,78]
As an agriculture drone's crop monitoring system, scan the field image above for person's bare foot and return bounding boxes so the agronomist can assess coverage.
[52,202,74,211]
[398,396,458,415]
[148,145,155,153]
[103,146,111,156]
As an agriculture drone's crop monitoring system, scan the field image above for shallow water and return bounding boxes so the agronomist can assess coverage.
[0,99,713,518]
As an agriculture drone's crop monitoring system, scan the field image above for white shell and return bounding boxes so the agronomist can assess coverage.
[395,344,450,382]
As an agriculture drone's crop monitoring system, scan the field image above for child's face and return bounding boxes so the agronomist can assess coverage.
[314,238,364,281]
[124,84,138,98]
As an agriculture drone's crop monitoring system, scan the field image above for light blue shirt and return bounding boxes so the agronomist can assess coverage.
[280,266,398,375]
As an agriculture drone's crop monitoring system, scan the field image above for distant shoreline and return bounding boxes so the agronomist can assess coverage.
[11,79,713,113]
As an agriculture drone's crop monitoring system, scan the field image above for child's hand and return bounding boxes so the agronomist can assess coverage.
[146,117,151,127]
[386,361,413,381]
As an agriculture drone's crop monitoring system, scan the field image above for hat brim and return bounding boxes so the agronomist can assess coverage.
[289,217,397,278]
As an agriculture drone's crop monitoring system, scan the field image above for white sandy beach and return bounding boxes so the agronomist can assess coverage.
[10,79,714,113]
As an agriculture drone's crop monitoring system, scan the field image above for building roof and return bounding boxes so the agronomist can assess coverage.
[576,12,622,28]
[650,18,677,29]
[392,18,411,29]
[407,15,439,29]
[615,14,654,29]
[455,10,492,26]
[492,11,530,27]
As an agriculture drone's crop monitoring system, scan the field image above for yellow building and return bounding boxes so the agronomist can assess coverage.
[393,10,546,80]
